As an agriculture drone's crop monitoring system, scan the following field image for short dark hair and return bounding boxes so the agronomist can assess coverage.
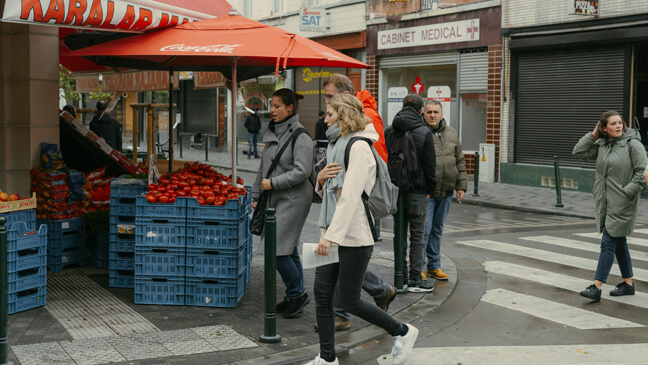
[96,100,108,112]
[403,94,423,113]
[272,88,303,114]
[318,110,325,117]
[63,105,76,118]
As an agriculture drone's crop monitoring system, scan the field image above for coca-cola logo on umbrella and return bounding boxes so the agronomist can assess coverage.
[160,44,241,53]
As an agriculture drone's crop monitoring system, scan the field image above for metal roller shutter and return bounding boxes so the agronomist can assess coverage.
[460,52,488,92]
[514,46,626,168]
[379,52,457,68]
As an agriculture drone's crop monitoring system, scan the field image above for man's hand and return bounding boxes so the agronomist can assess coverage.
[456,190,465,202]
[317,163,342,186]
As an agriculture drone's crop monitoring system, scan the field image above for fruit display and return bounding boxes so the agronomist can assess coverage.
[31,168,87,220]
[0,189,22,202]
[83,167,111,212]
[144,162,247,205]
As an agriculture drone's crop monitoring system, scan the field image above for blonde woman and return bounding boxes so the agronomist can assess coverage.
[305,93,417,365]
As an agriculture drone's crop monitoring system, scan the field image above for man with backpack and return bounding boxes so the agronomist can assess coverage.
[422,100,467,281]
[311,74,397,333]
[386,94,437,292]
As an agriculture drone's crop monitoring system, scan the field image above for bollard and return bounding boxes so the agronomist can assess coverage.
[0,216,12,365]
[179,133,183,158]
[554,156,564,208]
[473,152,480,197]
[393,196,407,294]
[259,208,281,343]
[375,219,382,241]
[204,135,209,161]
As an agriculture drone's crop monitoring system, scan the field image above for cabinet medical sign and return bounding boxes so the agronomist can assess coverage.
[378,19,480,50]
[300,7,327,32]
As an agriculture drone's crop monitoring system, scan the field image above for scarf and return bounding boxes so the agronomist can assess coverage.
[318,124,352,229]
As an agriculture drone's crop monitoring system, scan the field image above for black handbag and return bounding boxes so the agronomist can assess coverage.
[249,128,308,235]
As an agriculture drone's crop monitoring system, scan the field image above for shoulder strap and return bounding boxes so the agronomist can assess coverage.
[265,128,308,179]
[343,136,378,242]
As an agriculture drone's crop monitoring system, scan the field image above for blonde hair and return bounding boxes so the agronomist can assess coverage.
[329,93,370,136]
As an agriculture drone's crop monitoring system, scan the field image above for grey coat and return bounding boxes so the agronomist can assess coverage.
[253,114,314,255]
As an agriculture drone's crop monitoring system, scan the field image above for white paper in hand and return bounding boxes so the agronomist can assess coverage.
[302,243,339,269]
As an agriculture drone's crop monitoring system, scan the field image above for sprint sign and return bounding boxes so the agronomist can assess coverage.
[300,7,326,32]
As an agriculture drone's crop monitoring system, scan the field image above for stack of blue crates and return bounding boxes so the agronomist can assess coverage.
[134,196,187,305]
[5,209,48,314]
[185,195,250,308]
[89,230,109,269]
[108,180,147,288]
[38,217,86,272]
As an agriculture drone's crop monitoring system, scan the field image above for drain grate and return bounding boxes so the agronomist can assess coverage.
[45,268,160,339]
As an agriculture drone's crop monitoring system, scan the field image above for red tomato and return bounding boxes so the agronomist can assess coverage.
[148,184,157,190]
[150,189,160,196]
[197,196,206,205]
[183,186,192,194]
[205,196,215,205]
[201,185,211,191]
[169,184,179,191]
[214,196,226,206]
[158,186,167,192]
[176,191,187,197]
[146,194,157,203]
[158,195,170,204]
[204,178,215,187]
[169,196,176,203]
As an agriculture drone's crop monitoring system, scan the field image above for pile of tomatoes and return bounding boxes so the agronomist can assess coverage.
[144,162,247,205]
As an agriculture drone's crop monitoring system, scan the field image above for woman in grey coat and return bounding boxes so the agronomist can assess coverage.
[253,88,314,318]
[573,110,647,302]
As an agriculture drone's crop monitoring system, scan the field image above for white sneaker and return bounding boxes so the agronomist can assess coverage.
[302,354,339,365]
[391,324,419,365]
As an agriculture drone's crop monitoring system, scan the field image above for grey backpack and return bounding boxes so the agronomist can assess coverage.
[344,137,399,241]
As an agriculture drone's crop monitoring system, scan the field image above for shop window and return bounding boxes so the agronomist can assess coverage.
[273,0,283,14]
[459,93,487,151]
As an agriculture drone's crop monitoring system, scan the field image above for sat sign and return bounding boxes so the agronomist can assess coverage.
[300,7,327,32]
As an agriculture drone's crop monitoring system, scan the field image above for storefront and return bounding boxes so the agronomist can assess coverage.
[503,13,648,191]
[367,4,501,175]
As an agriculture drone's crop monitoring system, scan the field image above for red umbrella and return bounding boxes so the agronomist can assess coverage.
[65,13,368,177]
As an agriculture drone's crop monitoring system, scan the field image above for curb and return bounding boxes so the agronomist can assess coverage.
[460,198,596,220]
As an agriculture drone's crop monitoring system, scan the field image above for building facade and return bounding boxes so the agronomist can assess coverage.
[501,0,648,192]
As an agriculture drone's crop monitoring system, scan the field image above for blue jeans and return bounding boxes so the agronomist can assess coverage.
[276,247,305,298]
[247,133,258,157]
[594,228,633,283]
[423,196,452,270]
[314,246,403,359]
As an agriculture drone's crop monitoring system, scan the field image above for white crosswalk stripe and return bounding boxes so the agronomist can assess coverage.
[482,288,643,329]
[456,239,648,281]
[521,235,648,262]
[574,231,648,248]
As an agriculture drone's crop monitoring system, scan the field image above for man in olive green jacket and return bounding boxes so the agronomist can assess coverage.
[422,100,467,280]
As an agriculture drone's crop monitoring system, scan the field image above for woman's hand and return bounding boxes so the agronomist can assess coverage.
[591,121,601,139]
[317,238,333,256]
[261,179,272,191]
[252,201,258,209]
[317,163,342,186]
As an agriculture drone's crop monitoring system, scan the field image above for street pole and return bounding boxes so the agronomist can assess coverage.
[473,152,480,197]
[554,156,564,208]
[259,208,280,343]
[393,196,406,294]
[204,135,209,161]
[0,216,13,365]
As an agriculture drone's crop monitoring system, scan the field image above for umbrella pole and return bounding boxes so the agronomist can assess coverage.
[231,58,238,184]
[168,68,174,173]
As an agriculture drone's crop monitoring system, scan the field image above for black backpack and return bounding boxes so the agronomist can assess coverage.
[386,129,418,192]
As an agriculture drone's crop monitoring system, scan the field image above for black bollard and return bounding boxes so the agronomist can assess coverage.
[554,156,564,208]
[393,196,407,294]
[204,135,209,161]
[0,216,12,365]
[179,133,183,158]
[259,208,281,343]
[473,152,480,197]
[375,219,382,241]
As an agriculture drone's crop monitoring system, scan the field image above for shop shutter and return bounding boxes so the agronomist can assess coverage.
[379,52,457,68]
[459,52,488,92]
[514,46,626,168]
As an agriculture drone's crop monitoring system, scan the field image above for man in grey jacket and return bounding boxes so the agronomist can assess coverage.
[422,100,467,280]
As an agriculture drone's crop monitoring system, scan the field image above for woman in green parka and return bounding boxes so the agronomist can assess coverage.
[573,111,647,302]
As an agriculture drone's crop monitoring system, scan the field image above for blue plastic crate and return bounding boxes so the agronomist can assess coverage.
[109,251,135,271]
[7,223,47,252]
[110,179,147,199]
[8,285,46,314]
[47,233,85,256]
[185,218,247,250]
[109,269,135,288]
[8,266,46,293]
[136,195,187,220]
[110,202,137,216]
[135,219,186,247]
[109,214,136,228]
[135,247,185,276]
[7,246,46,272]
[93,231,110,249]
[37,218,84,240]
[186,245,247,279]
[134,276,185,305]
[109,233,136,252]
[185,273,247,308]
[186,190,250,222]
[48,247,85,272]
[4,209,36,230]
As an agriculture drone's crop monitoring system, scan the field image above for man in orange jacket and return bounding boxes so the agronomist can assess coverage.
[314,74,396,333]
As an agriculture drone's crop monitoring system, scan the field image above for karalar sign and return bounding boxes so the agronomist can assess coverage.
[300,7,327,32]
[378,19,480,50]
